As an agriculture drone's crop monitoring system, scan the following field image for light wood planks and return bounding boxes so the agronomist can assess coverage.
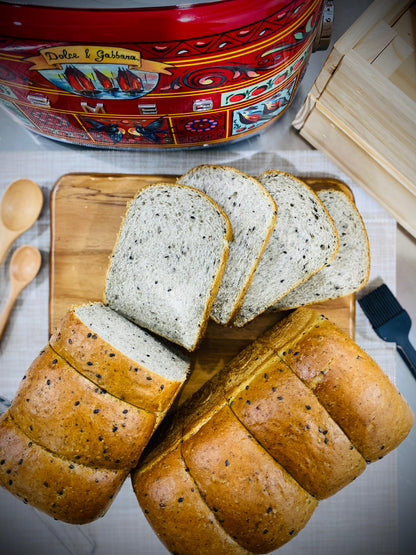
[293,0,416,237]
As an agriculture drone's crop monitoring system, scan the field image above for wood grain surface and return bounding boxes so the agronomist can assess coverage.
[49,173,355,403]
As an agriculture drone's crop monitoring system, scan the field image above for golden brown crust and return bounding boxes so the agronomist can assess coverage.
[133,445,250,555]
[9,346,156,469]
[276,310,415,462]
[0,412,127,524]
[181,405,317,553]
[134,307,413,554]
[49,307,183,413]
[228,357,366,499]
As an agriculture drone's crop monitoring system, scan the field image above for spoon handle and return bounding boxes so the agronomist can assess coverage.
[0,224,18,266]
[0,287,20,340]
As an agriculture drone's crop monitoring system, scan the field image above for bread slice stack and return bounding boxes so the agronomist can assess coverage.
[178,165,277,325]
[233,170,339,326]
[133,308,414,554]
[271,181,370,311]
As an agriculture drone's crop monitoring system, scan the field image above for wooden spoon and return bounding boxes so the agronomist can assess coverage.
[0,179,43,265]
[0,245,42,340]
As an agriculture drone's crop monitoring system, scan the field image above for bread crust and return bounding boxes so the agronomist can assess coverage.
[9,346,156,469]
[271,310,415,461]
[50,306,183,413]
[228,356,366,499]
[181,405,317,553]
[0,411,127,524]
[133,445,250,555]
[134,308,414,554]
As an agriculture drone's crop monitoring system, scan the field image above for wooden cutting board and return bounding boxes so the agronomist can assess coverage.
[50,173,355,403]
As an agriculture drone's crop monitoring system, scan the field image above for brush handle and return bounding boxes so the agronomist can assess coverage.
[396,338,416,380]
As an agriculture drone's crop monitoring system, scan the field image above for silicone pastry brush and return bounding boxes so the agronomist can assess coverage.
[359,283,416,380]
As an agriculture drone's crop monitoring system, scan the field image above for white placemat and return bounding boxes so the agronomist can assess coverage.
[0,149,397,555]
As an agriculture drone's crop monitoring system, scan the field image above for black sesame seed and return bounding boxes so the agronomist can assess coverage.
[123,409,128,414]
[305,405,312,410]
[87,361,93,366]
[113,426,118,432]
[74,401,80,406]
[225,459,230,466]
[93,409,100,414]
[68,338,73,344]
[178,497,184,503]
[109,353,115,357]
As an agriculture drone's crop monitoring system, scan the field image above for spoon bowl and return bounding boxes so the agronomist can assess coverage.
[0,245,42,340]
[0,179,43,264]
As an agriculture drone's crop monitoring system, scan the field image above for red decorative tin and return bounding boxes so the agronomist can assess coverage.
[0,0,332,149]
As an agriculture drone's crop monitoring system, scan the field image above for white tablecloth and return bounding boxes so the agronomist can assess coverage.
[0,148,397,555]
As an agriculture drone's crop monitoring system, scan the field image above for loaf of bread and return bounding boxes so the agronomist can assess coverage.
[1,303,190,523]
[104,182,232,350]
[178,165,277,325]
[272,182,370,310]
[234,171,339,327]
[133,308,414,554]
[0,411,127,524]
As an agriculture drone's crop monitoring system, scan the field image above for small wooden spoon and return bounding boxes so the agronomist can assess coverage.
[0,179,43,265]
[0,245,42,340]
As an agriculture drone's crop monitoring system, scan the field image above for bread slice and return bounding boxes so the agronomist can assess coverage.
[178,165,277,325]
[9,346,157,469]
[104,183,232,351]
[271,184,370,310]
[234,171,339,327]
[50,302,190,414]
[0,411,127,524]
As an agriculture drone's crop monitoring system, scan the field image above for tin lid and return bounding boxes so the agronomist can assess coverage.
[0,0,222,7]
[0,0,286,42]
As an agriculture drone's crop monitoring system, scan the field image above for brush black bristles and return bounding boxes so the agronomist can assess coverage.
[358,284,403,329]
[359,283,416,379]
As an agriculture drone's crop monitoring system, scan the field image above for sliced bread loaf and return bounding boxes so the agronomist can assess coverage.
[178,165,277,325]
[133,308,413,554]
[104,183,232,351]
[271,185,370,310]
[233,171,339,327]
[0,411,127,524]
[50,302,190,414]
